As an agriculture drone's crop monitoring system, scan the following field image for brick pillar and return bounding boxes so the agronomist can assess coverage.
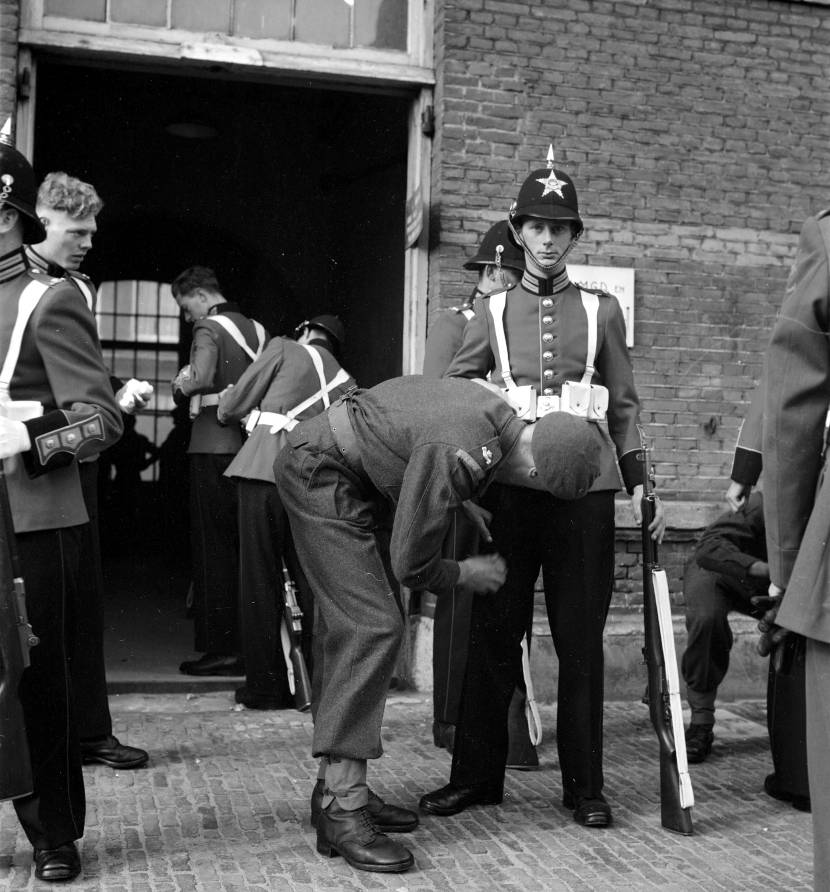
[0,0,20,125]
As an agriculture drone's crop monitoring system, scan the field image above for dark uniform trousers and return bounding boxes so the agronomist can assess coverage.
[70,460,112,741]
[190,453,239,654]
[276,415,404,760]
[681,561,763,700]
[237,478,314,700]
[451,485,615,800]
[681,561,808,799]
[14,526,86,850]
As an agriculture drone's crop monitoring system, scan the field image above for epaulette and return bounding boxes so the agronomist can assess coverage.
[69,269,92,284]
[26,268,63,287]
[817,208,830,220]
[578,284,616,300]
[451,303,474,315]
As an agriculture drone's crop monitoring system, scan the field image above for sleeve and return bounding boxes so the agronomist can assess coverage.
[422,312,465,378]
[443,297,495,380]
[389,443,478,594]
[695,500,765,581]
[177,321,219,396]
[21,283,123,477]
[218,339,285,423]
[764,215,830,588]
[731,381,764,486]
[598,298,644,492]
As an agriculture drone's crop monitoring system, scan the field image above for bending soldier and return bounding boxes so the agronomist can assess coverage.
[276,375,602,873]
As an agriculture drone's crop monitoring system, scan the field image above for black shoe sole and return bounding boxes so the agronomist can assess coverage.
[419,793,502,817]
[82,754,149,770]
[316,842,414,872]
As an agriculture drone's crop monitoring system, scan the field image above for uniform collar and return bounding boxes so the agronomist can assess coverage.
[25,245,66,279]
[208,301,239,316]
[521,268,571,296]
[0,246,30,284]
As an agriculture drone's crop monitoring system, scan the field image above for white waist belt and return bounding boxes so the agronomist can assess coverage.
[245,410,298,435]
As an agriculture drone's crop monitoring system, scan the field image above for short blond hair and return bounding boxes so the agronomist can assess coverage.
[37,171,103,218]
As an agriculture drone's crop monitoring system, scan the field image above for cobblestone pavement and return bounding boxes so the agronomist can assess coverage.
[0,693,811,891]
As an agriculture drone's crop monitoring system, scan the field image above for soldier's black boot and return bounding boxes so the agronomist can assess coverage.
[316,799,414,873]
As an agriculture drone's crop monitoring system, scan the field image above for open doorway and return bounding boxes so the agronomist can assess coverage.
[30,57,411,685]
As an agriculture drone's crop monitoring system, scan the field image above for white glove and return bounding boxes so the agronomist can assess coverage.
[0,416,31,458]
[116,379,154,414]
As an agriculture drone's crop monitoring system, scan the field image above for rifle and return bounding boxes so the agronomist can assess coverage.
[638,427,694,835]
[0,462,39,801]
[280,559,312,713]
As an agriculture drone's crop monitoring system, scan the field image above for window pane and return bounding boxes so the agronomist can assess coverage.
[295,0,351,48]
[45,0,106,20]
[234,0,292,40]
[355,0,407,51]
[111,0,167,27]
[171,0,230,33]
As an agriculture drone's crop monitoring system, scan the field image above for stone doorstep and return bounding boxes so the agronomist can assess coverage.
[409,611,766,703]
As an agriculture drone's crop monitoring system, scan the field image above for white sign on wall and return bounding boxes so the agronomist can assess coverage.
[567,265,635,347]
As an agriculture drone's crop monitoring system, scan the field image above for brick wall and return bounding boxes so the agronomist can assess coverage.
[430,0,830,504]
[0,0,18,123]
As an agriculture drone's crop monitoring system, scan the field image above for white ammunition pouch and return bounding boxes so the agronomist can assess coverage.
[489,288,608,423]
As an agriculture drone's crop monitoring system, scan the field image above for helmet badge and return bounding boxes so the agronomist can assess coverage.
[534,144,568,198]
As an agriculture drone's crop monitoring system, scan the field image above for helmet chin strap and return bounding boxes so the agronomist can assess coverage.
[508,218,582,277]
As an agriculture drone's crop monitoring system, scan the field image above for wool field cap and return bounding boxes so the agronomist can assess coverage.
[531,412,602,499]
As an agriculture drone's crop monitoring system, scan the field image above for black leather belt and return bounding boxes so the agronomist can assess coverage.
[328,400,365,477]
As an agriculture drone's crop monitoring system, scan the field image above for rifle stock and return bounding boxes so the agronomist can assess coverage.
[281,560,312,713]
[0,466,35,801]
[639,432,694,836]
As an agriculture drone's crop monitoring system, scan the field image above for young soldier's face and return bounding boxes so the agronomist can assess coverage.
[35,207,97,271]
[175,291,209,324]
[519,218,573,269]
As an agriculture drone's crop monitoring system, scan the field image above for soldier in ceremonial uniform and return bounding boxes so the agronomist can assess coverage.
[173,266,267,677]
[218,314,354,710]
[276,374,602,873]
[26,171,150,771]
[0,130,123,882]
[761,208,830,887]
[424,150,665,828]
[423,221,537,765]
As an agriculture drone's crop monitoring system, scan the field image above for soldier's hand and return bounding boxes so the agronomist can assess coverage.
[631,485,666,543]
[726,480,751,513]
[753,584,789,658]
[117,379,154,414]
[0,416,31,458]
[457,554,507,594]
[460,500,493,543]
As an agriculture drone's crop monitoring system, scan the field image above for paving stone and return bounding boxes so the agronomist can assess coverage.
[0,694,812,890]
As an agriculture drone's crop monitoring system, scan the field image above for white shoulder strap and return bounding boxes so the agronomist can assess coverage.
[486,291,517,391]
[461,307,475,321]
[0,279,51,393]
[73,277,95,313]
[579,290,599,387]
[207,315,264,362]
[290,345,350,417]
